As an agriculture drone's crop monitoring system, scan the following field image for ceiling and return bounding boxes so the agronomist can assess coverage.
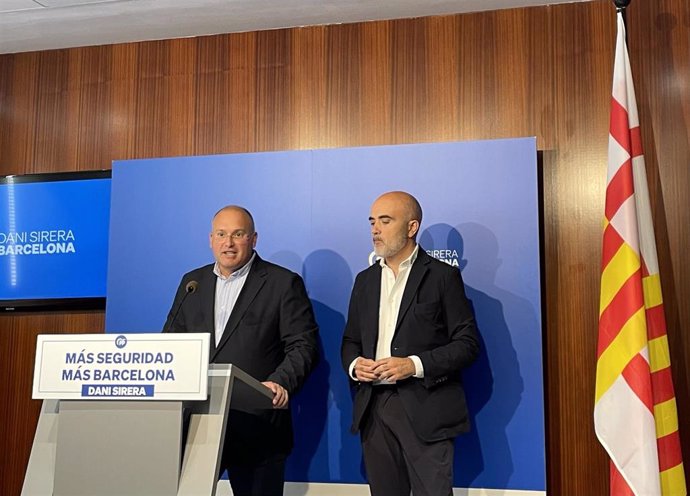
[0,0,593,54]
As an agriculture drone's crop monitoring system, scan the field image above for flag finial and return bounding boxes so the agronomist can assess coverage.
[613,0,631,10]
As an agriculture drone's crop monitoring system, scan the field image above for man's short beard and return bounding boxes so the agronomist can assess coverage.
[374,234,408,259]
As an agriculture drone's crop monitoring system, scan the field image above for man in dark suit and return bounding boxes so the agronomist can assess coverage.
[164,205,318,496]
[341,191,479,496]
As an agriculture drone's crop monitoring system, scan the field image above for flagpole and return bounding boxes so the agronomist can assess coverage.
[613,0,630,26]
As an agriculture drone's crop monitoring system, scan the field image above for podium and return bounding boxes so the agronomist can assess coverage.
[22,335,274,496]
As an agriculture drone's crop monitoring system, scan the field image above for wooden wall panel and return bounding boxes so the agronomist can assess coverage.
[255,30,294,152]
[0,313,105,495]
[326,23,368,147]
[1,52,40,174]
[1,1,688,494]
[290,27,327,149]
[194,33,259,154]
[546,3,612,494]
[630,0,690,465]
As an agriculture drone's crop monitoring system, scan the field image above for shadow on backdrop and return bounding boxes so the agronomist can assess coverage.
[421,223,526,488]
[284,249,363,489]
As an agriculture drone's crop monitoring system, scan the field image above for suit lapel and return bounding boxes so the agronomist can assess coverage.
[364,265,382,355]
[211,255,266,361]
[198,267,217,357]
[395,249,429,331]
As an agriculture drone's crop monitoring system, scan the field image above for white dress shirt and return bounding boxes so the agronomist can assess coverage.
[213,253,255,346]
[349,245,424,382]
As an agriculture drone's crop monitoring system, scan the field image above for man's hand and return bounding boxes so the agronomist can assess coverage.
[353,357,379,382]
[372,357,416,382]
[262,381,289,409]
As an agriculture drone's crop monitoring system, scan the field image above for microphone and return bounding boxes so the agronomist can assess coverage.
[185,280,199,294]
[163,280,198,333]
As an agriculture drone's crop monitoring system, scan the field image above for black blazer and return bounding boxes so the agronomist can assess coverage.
[164,253,319,456]
[341,248,479,442]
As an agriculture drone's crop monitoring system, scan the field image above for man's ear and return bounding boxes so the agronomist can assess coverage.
[408,220,419,239]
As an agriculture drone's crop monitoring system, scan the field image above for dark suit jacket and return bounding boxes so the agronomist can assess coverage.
[164,253,319,460]
[341,248,479,443]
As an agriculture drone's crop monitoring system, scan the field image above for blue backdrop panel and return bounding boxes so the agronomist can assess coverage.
[106,138,544,491]
[106,152,313,332]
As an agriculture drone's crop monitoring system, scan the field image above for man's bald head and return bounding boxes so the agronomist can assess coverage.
[375,191,422,226]
[212,205,255,234]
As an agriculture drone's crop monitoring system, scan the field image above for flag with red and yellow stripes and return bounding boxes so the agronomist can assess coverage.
[594,12,686,496]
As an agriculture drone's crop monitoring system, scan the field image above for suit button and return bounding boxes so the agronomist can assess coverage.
[393,347,398,351]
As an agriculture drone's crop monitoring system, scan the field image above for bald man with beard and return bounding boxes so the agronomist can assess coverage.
[341,191,480,496]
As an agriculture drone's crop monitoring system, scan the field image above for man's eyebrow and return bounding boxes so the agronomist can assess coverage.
[369,215,393,221]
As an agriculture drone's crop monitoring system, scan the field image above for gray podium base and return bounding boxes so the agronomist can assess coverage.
[54,401,182,496]
[21,399,59,496]
[22,364,273,496]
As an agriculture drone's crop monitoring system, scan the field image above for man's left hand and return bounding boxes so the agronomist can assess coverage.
[372,357,416,382]
[262,381,289,409]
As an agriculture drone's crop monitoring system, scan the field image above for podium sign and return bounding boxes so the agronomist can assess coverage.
[32,333,209,401]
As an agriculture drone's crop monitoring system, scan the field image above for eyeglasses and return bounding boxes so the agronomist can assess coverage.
[212,230,254,242]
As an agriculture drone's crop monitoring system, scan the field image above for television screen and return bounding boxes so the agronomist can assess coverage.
[0,171,111,311]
